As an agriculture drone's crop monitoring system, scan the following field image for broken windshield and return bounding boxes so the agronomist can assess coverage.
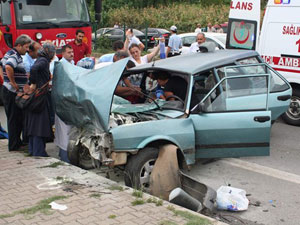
[15,0,89,27]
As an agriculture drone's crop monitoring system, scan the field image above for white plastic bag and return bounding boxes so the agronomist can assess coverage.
[216,186,249,211]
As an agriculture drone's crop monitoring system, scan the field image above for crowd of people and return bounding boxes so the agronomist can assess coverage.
[195,22,226,33]
[0,23,214,162]
[0,29,92,160]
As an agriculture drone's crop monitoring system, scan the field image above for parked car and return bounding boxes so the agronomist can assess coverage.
[141,28,171,47]
[52,49,291,189]
[92,27,149,46]
[179,32,226,54]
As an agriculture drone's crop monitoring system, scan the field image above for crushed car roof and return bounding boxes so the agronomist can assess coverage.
[129,50,259,75]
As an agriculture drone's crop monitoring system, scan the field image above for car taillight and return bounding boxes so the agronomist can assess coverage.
[151,37,154,41]
[163,34,169,37]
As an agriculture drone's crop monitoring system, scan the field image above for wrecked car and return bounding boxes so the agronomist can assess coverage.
[52,50,291,189]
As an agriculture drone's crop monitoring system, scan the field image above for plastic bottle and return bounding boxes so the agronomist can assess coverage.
[159,36,166,59]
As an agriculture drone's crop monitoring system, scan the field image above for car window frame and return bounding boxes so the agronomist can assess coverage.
[197,73,270,113]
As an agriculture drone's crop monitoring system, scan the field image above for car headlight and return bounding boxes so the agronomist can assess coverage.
[36,33,43,40]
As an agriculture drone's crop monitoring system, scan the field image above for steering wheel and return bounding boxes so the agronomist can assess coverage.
[166,95,185,105]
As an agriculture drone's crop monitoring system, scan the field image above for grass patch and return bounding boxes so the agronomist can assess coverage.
[108,214,116,219]
[0,196,68,219]
[132,190,143,198]
[89,193,101,198]
[131,198,145,206]
[40,162,65,168]
[167,205,212,225]
[108,185,124,191]
[147,197,163,206]
[156,199,163,206]
[54,176,75,185]
[160,221,178,225]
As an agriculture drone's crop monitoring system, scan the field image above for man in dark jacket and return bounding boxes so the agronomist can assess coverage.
[2,34,31,151]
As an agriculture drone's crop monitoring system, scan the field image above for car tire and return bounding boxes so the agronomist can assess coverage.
[124,147,159,190]
[281,88,300,126]
[67,140,94,170]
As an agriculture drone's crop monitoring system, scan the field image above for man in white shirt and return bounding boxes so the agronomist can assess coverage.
[206,23,216,33]
[195,24,202,33]
[54,44,74,163]
[22,41,41,74]
[166,25,182,57]
[190,33,206,53]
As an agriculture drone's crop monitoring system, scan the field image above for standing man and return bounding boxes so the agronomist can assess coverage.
[1,34,32,151]
[166,25,182,58]
[53,44,74,163]
[68,29,91,64]
[23,41,41,75]
[189,33,206,53]
[60,44,74,64]
[194,24,202,33]
[207,22,216,33]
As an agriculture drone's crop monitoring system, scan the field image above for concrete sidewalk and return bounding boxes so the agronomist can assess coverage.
[0,139,226,225]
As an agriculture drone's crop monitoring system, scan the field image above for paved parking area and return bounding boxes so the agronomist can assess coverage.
[0,139,226,225]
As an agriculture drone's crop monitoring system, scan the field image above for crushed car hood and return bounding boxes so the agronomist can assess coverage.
[52,58,129,132]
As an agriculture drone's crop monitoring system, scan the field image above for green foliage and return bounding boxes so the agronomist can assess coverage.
[108,214,117,219]
[147,197,163,206]
[95,36,112,51]
[104,4,229,33]
[87,1,231,30]
[167,205,212,225]
[132,189,143,198]
[0,196,68,219]
[108,184,124,191]
[131,198,145,206]
[89,193,101,198]
[40,162,66,168]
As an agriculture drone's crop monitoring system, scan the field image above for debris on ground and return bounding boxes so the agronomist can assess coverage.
[49,201,68,210]
[216,186,249,211]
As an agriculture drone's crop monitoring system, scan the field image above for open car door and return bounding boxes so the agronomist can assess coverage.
[190,70,271,158]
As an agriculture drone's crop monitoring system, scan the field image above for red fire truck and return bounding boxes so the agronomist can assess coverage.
[0,0,92,58]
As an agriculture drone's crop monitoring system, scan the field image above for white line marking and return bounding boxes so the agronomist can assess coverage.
[223,158,300,184]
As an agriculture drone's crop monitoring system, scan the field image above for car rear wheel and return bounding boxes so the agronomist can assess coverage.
[281,89,300,126]
[124,147,159,190]
[67,140,94,170]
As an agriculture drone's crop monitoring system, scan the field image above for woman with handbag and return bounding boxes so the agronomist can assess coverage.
[25,43,56,157]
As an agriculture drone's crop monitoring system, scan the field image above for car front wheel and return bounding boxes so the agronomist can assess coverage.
[282,88,300,126]
[124,147,159,190]
[67,140,95,170]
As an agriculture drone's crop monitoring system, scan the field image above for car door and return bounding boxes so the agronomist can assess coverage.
[190,71,271,159]
[236,58,292,121]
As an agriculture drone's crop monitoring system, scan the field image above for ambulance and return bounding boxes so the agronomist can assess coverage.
[227,0,300,126]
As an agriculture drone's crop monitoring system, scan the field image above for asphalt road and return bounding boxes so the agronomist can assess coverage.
[186,120,300,225]
[1,106,299,224]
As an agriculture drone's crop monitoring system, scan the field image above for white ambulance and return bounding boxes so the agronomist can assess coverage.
[227,0,300,126]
